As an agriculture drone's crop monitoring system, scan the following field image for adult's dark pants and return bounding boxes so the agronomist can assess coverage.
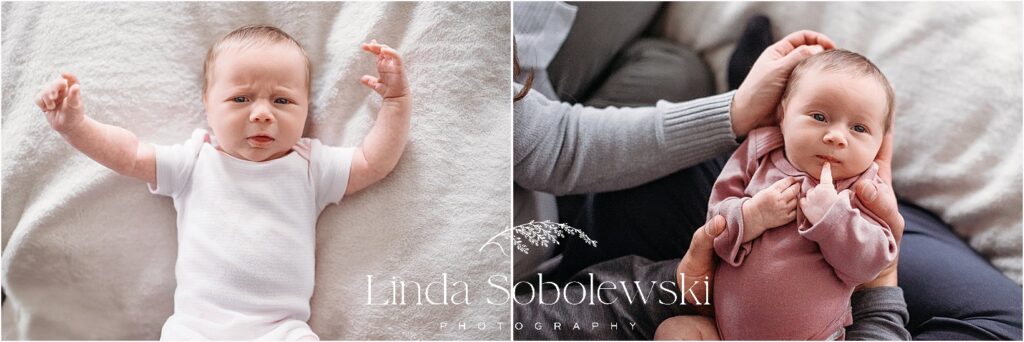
[513,2,1023,340]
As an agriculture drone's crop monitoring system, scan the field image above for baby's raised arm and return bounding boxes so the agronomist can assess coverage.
[36,72,156,184]
[345,41,412,194]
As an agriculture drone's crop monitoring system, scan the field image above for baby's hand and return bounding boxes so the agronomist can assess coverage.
[360,40,409,100]
[800,162,841,224]
[35,72,85,134]
[744,177,800,234]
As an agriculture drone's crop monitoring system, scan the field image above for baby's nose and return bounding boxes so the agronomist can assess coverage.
[823,131,847,147]
[249,110,275,123]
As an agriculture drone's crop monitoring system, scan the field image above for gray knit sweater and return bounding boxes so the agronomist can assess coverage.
[513,88,739,195]
[848,287,913,340]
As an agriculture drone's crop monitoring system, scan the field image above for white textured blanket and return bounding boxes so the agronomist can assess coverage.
[1,2,510,340]
[661,2,1022,283]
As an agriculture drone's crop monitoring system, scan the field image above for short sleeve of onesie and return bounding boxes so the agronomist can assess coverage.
[149,129,208,198]
[307,139,354,211]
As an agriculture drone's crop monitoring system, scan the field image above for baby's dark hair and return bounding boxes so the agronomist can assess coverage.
[781,49,895,132]
[202,25,311,99]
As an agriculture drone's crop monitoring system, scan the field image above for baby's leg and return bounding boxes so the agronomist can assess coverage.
[654,315,720,340]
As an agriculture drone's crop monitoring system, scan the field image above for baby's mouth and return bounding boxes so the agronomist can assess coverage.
[247,135,275,147]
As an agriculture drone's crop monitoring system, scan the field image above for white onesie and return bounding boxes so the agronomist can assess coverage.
[149,129,353,340]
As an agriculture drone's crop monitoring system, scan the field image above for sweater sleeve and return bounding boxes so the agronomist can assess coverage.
[513,88,738,195]
[709,130,760,266]
[846,287,912,341]
[798,189,899,286]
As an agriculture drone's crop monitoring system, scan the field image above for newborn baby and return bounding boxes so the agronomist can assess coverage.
[34,25,411,340]
[657,49,898,340]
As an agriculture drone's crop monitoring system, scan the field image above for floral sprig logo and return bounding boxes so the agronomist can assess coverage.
[480,221,597,256]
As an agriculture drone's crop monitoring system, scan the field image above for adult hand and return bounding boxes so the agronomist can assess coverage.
[855,132,904,289]
[676,215,726,316]
[730,30,836,137]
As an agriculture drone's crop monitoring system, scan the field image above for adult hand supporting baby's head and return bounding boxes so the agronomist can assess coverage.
[855,132,905,290]
[676,215,726,316]
[730,30,835,138]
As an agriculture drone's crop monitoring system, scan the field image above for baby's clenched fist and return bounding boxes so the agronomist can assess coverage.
[745,176,800,232]
[35,72,85,134]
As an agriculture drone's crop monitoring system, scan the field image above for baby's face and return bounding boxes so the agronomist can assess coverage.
[204,43,309,162]
[780,68,887,181]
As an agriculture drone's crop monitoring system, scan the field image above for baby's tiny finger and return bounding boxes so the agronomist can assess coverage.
[380,47,403,64]
[67,84,82,108]
[48,78,64,95]
[43,94,54,110]
[56,80,68,101]
[819,162,834,187]
[360,75,379,88]
[785,183,799,194]
[61,72,80,87]
[784,201,796,213]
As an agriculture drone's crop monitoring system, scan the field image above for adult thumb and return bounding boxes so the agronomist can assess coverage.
[705,215,726,238]
[855,180,879,202]
[689,215,725,254]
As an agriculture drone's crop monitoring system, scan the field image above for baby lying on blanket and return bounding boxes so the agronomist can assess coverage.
[657,50,898,340]
[34,25,412,340]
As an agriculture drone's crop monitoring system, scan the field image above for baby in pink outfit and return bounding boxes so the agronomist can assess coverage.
[657,50,898,340]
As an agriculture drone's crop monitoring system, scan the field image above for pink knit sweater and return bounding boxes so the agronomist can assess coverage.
[709,126,898,340]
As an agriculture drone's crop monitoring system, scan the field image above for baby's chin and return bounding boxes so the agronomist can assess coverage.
[223,146,292,162]
[799,160,863,183]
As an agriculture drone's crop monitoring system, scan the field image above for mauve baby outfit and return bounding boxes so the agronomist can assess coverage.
[709,126,898,340]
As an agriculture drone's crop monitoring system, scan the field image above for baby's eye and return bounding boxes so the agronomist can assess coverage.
[852,125,868,133]
[232,96,249,103]
[274,98,291,105]
[812,113,826,122]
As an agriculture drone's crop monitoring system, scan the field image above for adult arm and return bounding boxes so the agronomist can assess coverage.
[513,88,738,195]
[847,287,912,340]
[513,30,836,195]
